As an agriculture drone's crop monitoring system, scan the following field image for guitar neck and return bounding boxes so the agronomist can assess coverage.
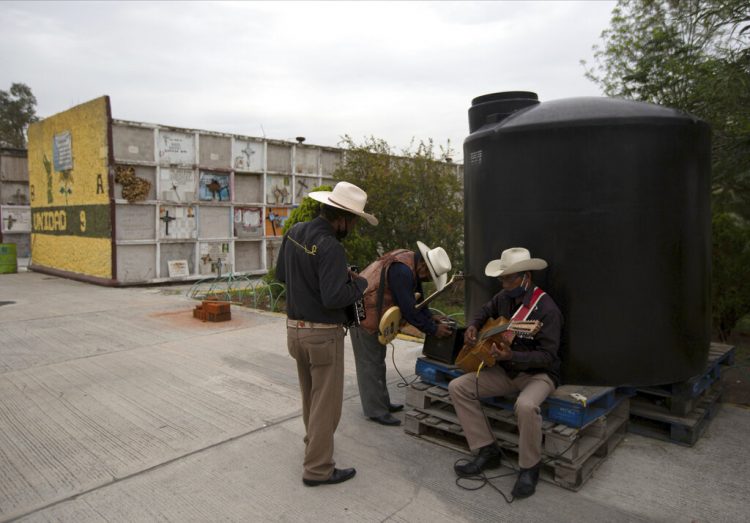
[415,274,462,310]
[478,323,510,340]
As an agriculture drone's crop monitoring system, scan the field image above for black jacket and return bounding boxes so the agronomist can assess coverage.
[469,285,563,386]
[276,217,367,324]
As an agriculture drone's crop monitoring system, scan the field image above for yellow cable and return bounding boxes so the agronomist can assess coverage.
[476,360,485,378]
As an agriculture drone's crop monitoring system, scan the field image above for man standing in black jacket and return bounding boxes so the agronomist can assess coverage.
[449,247,562,499]
[276,181,377,487]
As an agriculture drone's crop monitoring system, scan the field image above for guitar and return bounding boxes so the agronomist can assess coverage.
[454,316,542,373]
[377,272,464,345]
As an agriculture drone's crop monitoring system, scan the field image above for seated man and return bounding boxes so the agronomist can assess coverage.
[351,241,453,426]
[448,247,562,499]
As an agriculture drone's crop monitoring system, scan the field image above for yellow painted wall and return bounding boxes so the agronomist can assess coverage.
[27,96,112,279]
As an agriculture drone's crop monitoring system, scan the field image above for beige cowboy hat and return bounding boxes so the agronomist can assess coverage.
[485,247,547,277]
[417,241,452,292]
[308,181,378,226]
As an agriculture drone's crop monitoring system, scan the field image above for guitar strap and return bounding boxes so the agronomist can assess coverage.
[511,286,546,321]
[503,287,546,342]
[374,266,389,329]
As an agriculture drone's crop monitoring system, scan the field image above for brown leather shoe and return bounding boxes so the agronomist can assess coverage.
[303,467,356,487]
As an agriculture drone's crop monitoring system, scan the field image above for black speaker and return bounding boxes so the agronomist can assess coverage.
[422,322,465,364]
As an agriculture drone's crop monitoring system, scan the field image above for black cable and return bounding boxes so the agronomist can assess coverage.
[452,368,579,502]
[390,342,420,388]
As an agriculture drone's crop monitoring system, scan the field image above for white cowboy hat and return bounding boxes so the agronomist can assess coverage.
[417,241,452,292]
[485,247,547,277]
[308,181,378,226]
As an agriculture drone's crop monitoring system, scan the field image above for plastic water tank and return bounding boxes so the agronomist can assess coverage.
[464,91,711,386]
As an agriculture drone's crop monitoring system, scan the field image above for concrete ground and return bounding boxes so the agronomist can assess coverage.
[0,271,748,523]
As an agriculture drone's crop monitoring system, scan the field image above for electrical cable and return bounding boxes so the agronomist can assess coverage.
[452,363,579,503]
[390,342,420,388]
[388,323,579,501]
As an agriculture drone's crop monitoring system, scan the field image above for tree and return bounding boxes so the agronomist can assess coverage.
[584,0,750,337]
[333,136,463,272]
[0,83,39,148]
[712,212,750,341]
[583,0,750,217]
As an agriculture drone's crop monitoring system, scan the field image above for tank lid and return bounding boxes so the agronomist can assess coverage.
[471,91,538,106]
[468,91,540,133]
[499,97,702,130]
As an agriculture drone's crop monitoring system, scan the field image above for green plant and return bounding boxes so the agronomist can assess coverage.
[0,82,39,148]
[265,184,332,286]
[712,212,750,340]
[334,136,463,271]
[282,184,332,235]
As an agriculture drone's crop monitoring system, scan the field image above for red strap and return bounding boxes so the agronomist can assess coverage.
[511,287,546,321]
[502,287,546,342]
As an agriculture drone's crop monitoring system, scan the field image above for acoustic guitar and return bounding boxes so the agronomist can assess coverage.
[377,272,464,345]
[454,316,542,373]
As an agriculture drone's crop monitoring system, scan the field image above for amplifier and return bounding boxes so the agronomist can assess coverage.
[422,321,465,364]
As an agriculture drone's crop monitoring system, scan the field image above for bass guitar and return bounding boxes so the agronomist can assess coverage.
[377,272,464,345]
[454,316,542,373]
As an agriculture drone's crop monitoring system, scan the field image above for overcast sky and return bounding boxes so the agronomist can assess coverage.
[1,1,617,162]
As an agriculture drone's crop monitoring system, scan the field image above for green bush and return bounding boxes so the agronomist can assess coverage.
[333,136,463,271]
[263,185,332,286]
[712,212,750,340]
[282,184,332,235]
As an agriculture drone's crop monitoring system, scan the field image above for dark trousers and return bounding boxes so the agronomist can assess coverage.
[350,326,392,418]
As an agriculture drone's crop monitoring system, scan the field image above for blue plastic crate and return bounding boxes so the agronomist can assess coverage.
[415,357,463,388]
[415,357,622,428]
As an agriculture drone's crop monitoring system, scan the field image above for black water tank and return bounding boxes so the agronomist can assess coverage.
[464,92,711,386]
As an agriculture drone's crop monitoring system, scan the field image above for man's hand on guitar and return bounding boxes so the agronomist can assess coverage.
[464,325,478,346]
[490,341,512,361]
[434,321,453,338]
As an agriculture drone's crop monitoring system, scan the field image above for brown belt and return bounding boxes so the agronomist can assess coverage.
[287,319,341,329]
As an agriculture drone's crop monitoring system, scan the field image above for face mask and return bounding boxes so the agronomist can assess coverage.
[335,219,350,240]
[506,274,528,298]
[335,226,348,241]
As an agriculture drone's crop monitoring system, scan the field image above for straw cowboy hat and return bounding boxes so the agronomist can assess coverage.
[308,181,378,226]
[485,247,547,277]
[417,241,452,292]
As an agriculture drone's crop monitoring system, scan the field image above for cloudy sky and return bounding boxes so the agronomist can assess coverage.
[1,1,617,162]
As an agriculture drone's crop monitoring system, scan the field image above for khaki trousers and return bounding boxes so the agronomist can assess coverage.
[287,324,345,481]
[448,366,555,468]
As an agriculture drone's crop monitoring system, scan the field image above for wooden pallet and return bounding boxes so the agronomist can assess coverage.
[404,383,628,491]
[414,357,623,428]
[633,343,735,416]
[629,384,722,446]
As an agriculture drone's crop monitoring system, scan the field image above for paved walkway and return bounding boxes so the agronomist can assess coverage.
[0,271,747,522]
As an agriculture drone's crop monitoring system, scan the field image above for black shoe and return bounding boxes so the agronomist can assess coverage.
[388,403,404,413]
[303,467,356,487]
[512,462,540,499]
[369,413,401,426]
[454,444,501,477]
